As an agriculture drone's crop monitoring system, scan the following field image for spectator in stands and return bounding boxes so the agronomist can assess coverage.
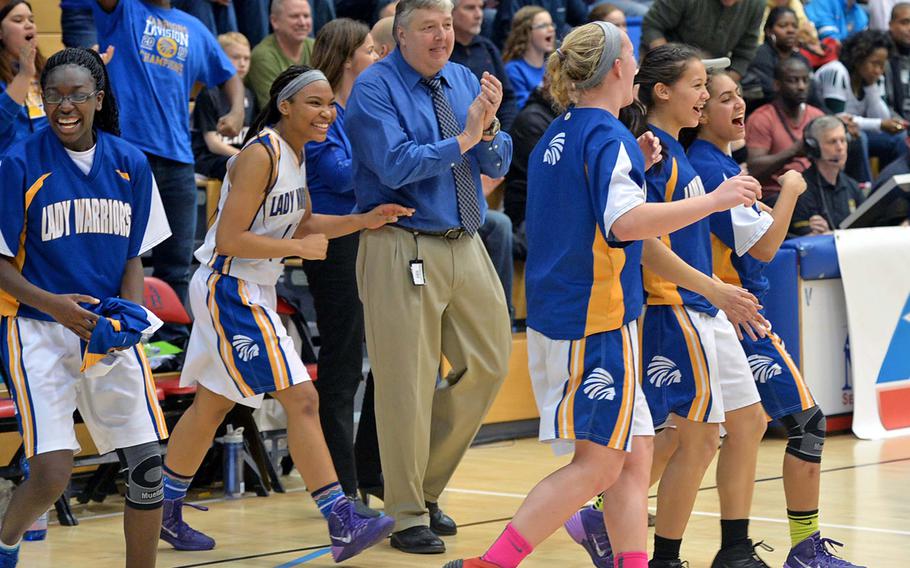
[791,115,865,233]
[302,17,383,516]
[0,0,46,156]
[493,0,587,47]
[596,0,649,17]
[379,0,399,19]
[94,0,245,310]
[452,0,518,128]
[503,6,554,109]
[246,0,315,109]
[372,16,395,58]
[192,32,256,181]
[871,0,901,31]
[60,0,97,48]
[759,0,808,41]
[450,0,516,313]
[503,82,558,261]
[744,6,812,106]
[172,0,237,35]
[641,0,765,82]
[746,58,825,204]
[589,2,627,27]
[806,0,869,42]
[815,30,909,168]
[346,0,512,554]
[885,3,910,119]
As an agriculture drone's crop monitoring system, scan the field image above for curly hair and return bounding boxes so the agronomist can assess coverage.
[40,47,119,136]
[840,29,893,76]
[503,5,548,63]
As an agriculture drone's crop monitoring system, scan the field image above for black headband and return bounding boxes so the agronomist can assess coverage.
[0,1,30,25]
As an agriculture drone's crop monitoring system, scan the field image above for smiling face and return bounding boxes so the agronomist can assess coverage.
[0,2,37,59]
[769,11,799,51]
[43,64,102,151]
[529,11,555,54]
[279,79,336,143]
[349,33,378,78]
[655,58,708,129]
[397,7,454,78]
[700,72,746,143]
[271,0,313,44]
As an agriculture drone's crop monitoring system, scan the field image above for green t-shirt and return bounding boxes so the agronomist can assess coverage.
[246,34,316,109]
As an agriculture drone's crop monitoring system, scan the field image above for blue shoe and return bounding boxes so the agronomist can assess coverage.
[328,496,394,562]
[0,543,18,568]
[160,498,216,551]
[564,506,612,567]
[784,532,865,568]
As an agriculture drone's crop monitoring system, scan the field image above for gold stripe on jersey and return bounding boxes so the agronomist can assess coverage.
[672,306,711,421]
[607,326,636,449]
[711,234,743,288]
[0,173,52,317]
[136,345,169,437]
[584,227,627,336]
[5,319,35,456]
[206,273,257,399]
[237,280,289,391]
[769,332,815,410]
[644,160,684,306]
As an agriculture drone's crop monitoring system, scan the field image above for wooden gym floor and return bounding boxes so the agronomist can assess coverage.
[17,434,910,567]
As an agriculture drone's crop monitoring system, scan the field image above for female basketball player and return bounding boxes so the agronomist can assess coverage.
[633,45,770,568]
[0,48,171,568]
[158,65,410,563]
[688,69,863,568]
[445,24,762,568]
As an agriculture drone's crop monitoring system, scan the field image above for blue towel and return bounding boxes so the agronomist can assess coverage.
[81,298,163,375]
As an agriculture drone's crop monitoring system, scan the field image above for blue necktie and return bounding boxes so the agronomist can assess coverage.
[422,77,482,234]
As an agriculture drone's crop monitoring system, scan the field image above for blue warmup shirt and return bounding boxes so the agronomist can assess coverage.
[642,125,716,315]
[93,0,236,164]
[687,139,774,305]
[346,49,512,232]
[505,59,545,109]
[0,80,47,157]
[0,129,171,321]
[526,107,646,340]
[305,103,355,215]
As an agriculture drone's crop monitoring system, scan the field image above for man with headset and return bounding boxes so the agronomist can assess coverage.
[791,115,867,234]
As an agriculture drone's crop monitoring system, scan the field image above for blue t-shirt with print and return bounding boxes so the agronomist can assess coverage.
[93,0,235,164]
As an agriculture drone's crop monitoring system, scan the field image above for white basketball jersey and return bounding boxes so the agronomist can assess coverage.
[195,127,309,285]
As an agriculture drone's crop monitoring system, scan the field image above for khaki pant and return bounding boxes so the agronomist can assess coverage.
[356,226,512,530]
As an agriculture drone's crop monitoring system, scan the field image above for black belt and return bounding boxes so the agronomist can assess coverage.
[391,225,469,240]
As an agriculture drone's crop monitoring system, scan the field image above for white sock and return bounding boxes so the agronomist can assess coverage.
[0,539,19,552]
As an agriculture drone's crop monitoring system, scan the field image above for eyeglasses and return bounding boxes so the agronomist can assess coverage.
[44,90,99,105]
[531,22,555,31]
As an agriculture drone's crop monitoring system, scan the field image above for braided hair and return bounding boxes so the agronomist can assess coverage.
[40,47,119,136]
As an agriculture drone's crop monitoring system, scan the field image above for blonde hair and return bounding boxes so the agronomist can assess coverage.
[546,23,609,110]
[218,32,250,51]
[503,5,548,63]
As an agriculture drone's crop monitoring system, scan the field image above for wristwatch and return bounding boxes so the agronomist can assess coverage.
[483,116,501,138]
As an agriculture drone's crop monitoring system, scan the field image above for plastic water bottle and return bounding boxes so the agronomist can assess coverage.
[20,457,48,541]
[222,425,245,499]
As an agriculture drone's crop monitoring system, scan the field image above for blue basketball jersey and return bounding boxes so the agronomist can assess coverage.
[526,107,645,340]
[687,139,773,304]
[0,129,170,321]
[642,125,715,315]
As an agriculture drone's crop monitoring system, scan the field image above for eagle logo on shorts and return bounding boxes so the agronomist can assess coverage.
[582,368,616,400]
[543,132,566,165]
[748,355,783,384]
[647,356,682,387]
[231,335,260,362]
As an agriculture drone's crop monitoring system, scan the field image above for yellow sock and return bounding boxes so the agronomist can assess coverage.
[787,509,819,546]
[592,493,604,511]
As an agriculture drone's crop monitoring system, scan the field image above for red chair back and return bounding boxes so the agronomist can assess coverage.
[143,276,192,325]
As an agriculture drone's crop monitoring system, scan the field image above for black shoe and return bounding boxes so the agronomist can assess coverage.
[710,540,773,568]
[649,559,689,568]
[348,494,382,518]
[427,501,457,536]
[390,526,446,554]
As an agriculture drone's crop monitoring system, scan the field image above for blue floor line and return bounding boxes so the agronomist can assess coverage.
[273,547,331,567]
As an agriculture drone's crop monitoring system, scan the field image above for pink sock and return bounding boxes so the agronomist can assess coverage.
[614,551,649,568]
[481,523,533,568]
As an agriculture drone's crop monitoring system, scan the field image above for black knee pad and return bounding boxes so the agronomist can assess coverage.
[781,406,826,463]
[117,442,164,510]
